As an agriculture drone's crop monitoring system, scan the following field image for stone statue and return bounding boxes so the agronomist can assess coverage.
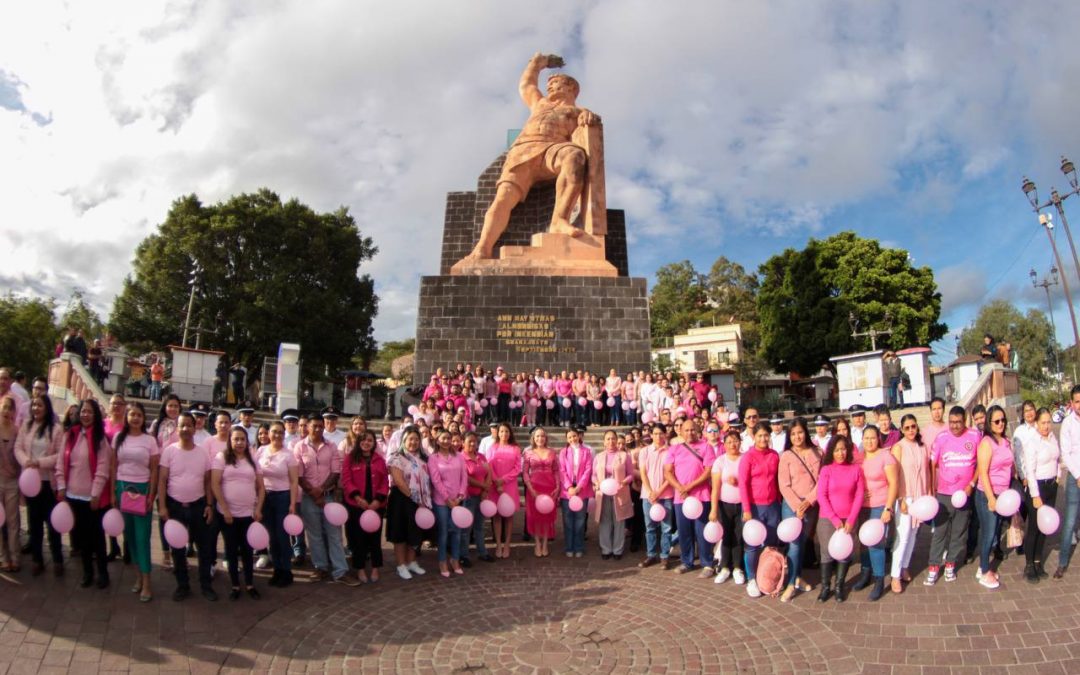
[452,53,614,276]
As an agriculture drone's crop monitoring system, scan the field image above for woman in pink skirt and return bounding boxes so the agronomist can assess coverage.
[488,423,522,558]
[523,427,560,557]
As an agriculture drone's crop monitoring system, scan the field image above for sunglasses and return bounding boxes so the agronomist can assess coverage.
[991,418,1006,425]
[901,424,917,430]
[706,428,719,433]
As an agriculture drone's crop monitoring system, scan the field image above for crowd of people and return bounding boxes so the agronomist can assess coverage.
[1,361,1079,608]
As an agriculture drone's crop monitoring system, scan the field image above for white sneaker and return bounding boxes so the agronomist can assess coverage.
[255,555,270,569]
[714,568,732,585]
[974,568,983,581]
[747,579,761,598]
[396,565,412,580]
[733,568,746,585]
[407,561,426,576]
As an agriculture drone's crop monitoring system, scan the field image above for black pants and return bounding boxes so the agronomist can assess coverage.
[167,497,216,591]
[345,504,384,568]
[497,393,511,423]
[69,500,107,581]
[26,483,62,565]
[1025,480,1058,565]
[629,489,644,550]
[717,501,745,572]
[220,516,255,587]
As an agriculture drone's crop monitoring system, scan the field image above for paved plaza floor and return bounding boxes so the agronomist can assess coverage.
[1,525,1079,674]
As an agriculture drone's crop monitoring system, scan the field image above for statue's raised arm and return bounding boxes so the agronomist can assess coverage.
[519,53,565,108]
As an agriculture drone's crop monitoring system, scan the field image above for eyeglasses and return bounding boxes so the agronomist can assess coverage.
[901,425,917,430]
[991,418,1006,425]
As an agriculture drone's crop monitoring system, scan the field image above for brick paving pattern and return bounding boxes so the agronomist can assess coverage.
[1,523,1078,673]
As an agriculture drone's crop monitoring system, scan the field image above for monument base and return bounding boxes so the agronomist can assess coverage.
[449,232,618,277]
[414,274,650,378]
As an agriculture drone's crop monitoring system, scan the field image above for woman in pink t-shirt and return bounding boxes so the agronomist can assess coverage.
[853,426,898,601]
[256,421,299,587]
[489,424,522,558]
[890,414,931,594]
[709,429,746,583]
[973,405,1012,589]
[211,427,265,600]
[110,403,159,601]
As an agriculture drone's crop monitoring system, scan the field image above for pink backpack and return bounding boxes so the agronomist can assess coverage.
[755,546,788,597]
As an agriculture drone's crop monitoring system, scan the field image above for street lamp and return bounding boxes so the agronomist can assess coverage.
[1022,162,1080,284]
[1030,266,1062,376]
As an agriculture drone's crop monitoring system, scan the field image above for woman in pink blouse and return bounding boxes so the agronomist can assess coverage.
[973,406,1012,590]
[489,423,522,559]
[890,414,931,593]
[593,430,634,559]
[256,421,299,587]
[815,436,865,603]
[523,427,560,557]
[211,427,265,599]
[852,426,898,601]
[777,418,821,602]
[428,429,468,576]
[110,403,158,601]
[14,395,65,576]
[55,399,113,589]
[342,429,389,583]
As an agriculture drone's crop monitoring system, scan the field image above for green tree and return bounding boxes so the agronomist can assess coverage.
[648,260,708,341]
[703,257,759,326]
[958,300,1056,385]
[109,190,379,378]
[60,290,105,340]
[368,338,415,380]
[0,295,58,377]
[758,232,947,376]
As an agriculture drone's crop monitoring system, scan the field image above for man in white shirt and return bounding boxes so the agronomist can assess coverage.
[190,403,212,445]
[849,405,868,449]
[741,408,760,451]
[235,400,258,446]
[478,423,499,461]
[769,416,787,452]
[282,409,304,449]
[1054,386,1080,578]
[321,406,347,447]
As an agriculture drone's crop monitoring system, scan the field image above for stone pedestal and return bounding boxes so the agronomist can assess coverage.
[450,232,618,277]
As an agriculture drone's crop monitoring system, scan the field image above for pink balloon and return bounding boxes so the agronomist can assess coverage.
[629,401,639,410]
[649,503,667,522]
[496,493,517,517]
[703,521,723,544]
[1037,505,1060,535]
[777,516,803,543]
[950,490,968,509]
[18,467,42,497]
[641,412,654,423]
[593,400,603,410]
[546,400,555,410]
[828,529,853,560]
[283,513,304,536]
[489,397,498,406]
[451,505,474,529]
[910,495,939,521]
[599,478,619,497]
[568,495,584,512]
[561,398,572,409]
[535,494,555,514]
[474,403,482,414]
[995,489,1022,517]
[682,496,703,520]
[742,519,766,547]
[529,398,539,408]
[246,521,270,549]
[408,405,419,416]
[606,397,616,407]
[859,518,885,546]
[621,401,630,411]
[578,397,587,407]
[415,506,436,529]
[479,398,489,408]
[163,519,189,549]
[708,391,718,402]
[360,509,382,533]
[102,508,125,537]
[50,501,74,534]
[323,502,348,527]
[479,499,498,518]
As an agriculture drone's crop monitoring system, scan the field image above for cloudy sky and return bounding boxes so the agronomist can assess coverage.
[3,1,1080,366]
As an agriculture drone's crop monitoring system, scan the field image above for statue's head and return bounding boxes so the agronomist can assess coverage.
[546,74,580,102]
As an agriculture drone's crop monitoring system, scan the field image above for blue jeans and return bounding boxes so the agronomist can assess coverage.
[459,495,489,560]
[574,400,587,427]
[974,489,1002,573]
[433,504,461,563]
[675,500,715,569]
[781,501,817,586]
[609,395,622,425]
[558,396,572,425]
[743,501,781,576]
[1059,475,1080,568]
[643,497,675,560]
[561,498,587,554]
[299,495,348,579]
[263,490,292,573]
[858,506,890,576]
[149,382,162,401]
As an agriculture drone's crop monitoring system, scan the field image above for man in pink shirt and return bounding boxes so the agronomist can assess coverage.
[639,424,676,569]
[294,416,359,585]
[926,406,981,585]
[555,371,573,427]
[663,419,716,576]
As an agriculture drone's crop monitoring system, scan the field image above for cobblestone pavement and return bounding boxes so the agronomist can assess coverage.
[1,524,1079,674]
